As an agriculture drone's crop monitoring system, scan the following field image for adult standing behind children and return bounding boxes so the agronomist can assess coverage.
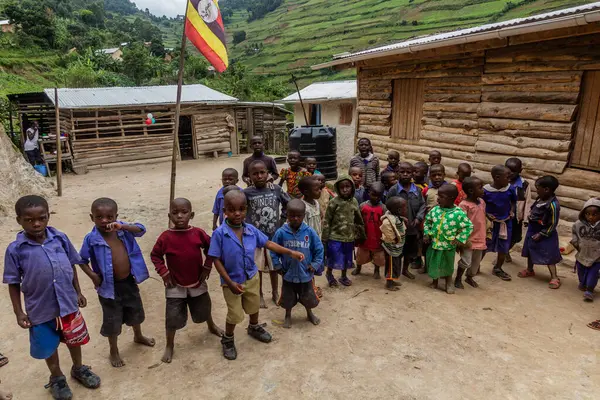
[245,160,290,307]
[79,198,155,368]
[349,138,380,190]
[4,196,101,400]
[152,198,223,363]
[387,162,426,280]
[242,136,279,186]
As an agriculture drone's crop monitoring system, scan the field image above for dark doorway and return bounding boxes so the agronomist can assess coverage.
[178,116,194,159]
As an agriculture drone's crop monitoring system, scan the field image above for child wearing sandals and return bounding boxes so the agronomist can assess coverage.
[483,165,517,281]
[519,176,562,289]
[571,198,600,302]
[4,196,100,400]
[322,174,366,287]
[424,185,473,294]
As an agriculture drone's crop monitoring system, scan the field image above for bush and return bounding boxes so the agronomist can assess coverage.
[233,31,247,45]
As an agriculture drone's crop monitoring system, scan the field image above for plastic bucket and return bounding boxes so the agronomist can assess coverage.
[34,164,47,177]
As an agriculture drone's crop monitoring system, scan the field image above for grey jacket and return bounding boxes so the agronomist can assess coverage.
[571,198,600,267]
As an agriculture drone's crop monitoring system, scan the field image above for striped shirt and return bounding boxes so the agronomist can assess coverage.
[349,154,380,189]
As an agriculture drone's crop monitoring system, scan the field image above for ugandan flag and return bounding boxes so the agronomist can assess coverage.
[185,0,228,72]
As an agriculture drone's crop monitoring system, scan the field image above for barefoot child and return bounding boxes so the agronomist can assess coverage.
[4,196,100,399]
[483,165,517,281]
[384,150,400,176]
[452,163,472,205]
[79,198,154,368]
[519,176,562,289]
[424,185,473,294]
[208,191,304,360]
[380,197,407,291]
[571,198,600,302]
[242,136,279,186]
[305,156,320,175]
[213,168,240,231]
[413,161,429,192]
[151,198,224,363]
[455,177,486,289]
[299,176,324,298]
[279,150,309,199]
[322,175,366,287]
[245,160,290,307]
[349,166,367,204]
[505,157,533,263]
[349,138,380,190]
[353,182,387,280]
[271,199,324,329]
[387,162,426,280]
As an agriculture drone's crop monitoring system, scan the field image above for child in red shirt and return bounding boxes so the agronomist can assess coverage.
[151,198,224,364]
[353,182,387,279]
[452,163,472,206]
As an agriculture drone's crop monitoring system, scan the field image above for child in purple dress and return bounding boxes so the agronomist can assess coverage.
[571,198,600,301]
[483,165,517,281]
[519,176,562,289]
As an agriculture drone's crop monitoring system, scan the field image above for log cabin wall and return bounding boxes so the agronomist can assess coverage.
[356,33,600,237]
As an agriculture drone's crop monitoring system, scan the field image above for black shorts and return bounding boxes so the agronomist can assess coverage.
[279,280,319,310]
[510,217,523,248]
[384,253,402,280]
[403,234,419,260]
[165,292,212,331]
[98,275,145,337]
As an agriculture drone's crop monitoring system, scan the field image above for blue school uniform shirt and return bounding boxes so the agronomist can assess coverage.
[208,221,269,285]
[483,184,517,220]
[79,222,148,300]
[270,222,324,283]
[212,186,241,225]
[3,227,83,326]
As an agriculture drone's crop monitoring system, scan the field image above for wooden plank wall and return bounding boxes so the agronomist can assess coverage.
[193,107,235,155]
[356,34,600,236]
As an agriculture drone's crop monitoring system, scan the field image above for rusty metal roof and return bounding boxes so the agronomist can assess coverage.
[44,84,238,109]
[313,2,600,69]
[280,80,356,103]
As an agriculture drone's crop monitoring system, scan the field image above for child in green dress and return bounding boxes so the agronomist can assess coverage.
[424,185,473,294]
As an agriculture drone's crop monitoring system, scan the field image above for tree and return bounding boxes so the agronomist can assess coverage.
[5,0,56,48]
[122,43,159,85]
[233,31,246,45]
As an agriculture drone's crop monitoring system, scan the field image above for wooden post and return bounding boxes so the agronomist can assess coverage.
[292,75,309,125]
[246,107,254,152]
[169,2,189,207]
[54,88,63,196]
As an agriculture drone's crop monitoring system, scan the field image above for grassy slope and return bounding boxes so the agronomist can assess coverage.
[226,0,597,84]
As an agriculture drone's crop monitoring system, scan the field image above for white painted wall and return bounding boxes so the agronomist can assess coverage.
[292,99,357,169]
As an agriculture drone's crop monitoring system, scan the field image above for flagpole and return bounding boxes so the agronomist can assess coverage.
[169,2,190,209]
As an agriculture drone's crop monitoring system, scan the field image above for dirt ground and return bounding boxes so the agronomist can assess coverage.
[1,156,599,400]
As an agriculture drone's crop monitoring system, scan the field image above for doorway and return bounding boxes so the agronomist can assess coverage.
[178,116,194,159]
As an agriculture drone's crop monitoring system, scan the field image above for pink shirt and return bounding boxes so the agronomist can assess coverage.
[459,199,487,250]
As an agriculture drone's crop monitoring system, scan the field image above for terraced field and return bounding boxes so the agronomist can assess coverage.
[225,0,596,83]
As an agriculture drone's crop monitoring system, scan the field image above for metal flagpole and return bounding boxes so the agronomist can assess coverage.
[169,1,190,207]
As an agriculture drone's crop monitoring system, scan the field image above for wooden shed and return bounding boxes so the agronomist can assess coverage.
[313,2,600,236]
[8,85,289,169]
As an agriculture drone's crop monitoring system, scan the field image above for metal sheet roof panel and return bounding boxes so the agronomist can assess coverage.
[280,80,357,103]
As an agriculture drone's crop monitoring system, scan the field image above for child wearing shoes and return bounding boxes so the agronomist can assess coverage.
[571,198,600,302]
[519,176,562,289]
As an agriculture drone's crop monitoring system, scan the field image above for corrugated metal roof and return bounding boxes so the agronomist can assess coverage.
[0,20,10,25]
[99,48,120,54]
[280,80,356,103]
[314,2,600,68]
[45,84,238,109]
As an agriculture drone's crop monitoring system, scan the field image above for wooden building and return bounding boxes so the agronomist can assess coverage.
[8,85,289,169]
[313,3,600,236]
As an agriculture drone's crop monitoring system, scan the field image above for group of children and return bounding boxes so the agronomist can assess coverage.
[4,135,600,399]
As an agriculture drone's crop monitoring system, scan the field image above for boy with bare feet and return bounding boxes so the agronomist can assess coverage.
[79,198,154,368]
[151,198,224,363]
[209,191,304,360]
[5,196,100,399]
[244,160,290,308]
[271,199,324,329]
[424,185,473,294]
[381,197,407,291]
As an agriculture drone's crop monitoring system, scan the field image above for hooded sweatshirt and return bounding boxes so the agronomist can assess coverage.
[322,175,366,243]
[571,198,600,267]
[271,222,324,283]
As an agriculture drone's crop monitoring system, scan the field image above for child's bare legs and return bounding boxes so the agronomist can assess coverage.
[430,279,438,289]
[454,268,465,289]
[306,307,320,325]
[373,265,381,279]
[269,271,279,304]
[108,325,154,368]
[402,256,415,280]
[259,272,267,308]
[46,350,66,378]
[493,253,511,280]
[339,268,352,286]
[445,276,455,294]
[162,330,176,363]
[351,264,362,275]
[133,324,155,347]
[548,264,560,288]
[283,309,292,329]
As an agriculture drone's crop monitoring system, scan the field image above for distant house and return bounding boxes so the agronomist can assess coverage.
[97,47,123,61]
[0,19,14,33]
[281,80,357,168]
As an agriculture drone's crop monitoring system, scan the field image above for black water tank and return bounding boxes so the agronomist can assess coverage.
[289,125,337,181]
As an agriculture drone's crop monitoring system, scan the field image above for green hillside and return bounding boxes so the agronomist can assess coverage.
[224,0,597,84]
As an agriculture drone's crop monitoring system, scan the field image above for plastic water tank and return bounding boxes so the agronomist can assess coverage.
[289,125,337,180]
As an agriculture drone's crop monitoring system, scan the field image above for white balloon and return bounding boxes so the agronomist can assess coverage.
[147,113,153,119]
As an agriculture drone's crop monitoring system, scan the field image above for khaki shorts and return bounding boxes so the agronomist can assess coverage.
[222,273,260,325]
[254,248,274,272]
[356,247,386,267]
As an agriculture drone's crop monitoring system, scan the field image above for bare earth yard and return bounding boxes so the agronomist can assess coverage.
[0,157,598,399]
